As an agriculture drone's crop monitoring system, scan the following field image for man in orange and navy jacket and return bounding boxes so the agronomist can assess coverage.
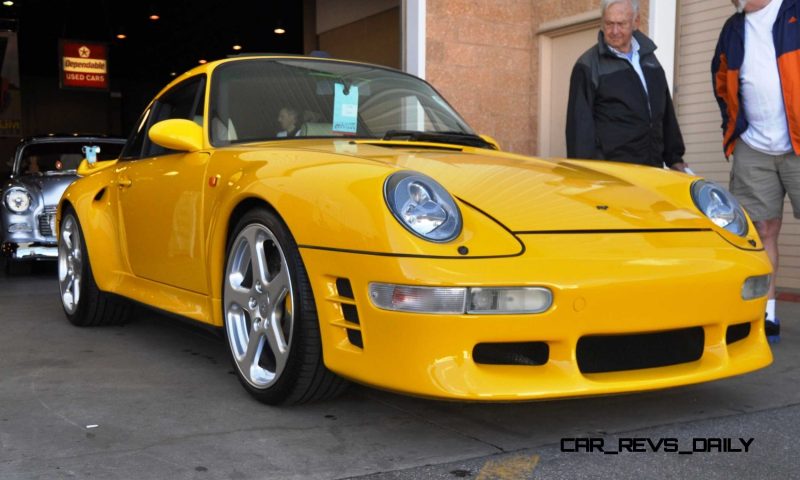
[712,0,800,158]
[712,0,800,343]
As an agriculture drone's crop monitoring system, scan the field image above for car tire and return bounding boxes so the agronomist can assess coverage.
[224,208,347,405]
[58,208,131,326]
[5,259,31,276]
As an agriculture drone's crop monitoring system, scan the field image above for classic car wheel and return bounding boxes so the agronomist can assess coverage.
[224,208,347,404]
[58,209,130,326]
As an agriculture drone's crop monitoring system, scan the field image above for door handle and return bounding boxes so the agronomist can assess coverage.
[117,177,132,188]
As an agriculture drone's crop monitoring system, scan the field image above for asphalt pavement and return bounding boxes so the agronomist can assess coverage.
[1,264,798,479]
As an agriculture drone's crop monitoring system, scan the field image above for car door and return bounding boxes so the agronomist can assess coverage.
[115,75,211,294]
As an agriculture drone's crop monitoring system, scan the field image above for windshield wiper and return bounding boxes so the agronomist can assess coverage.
[381,130,495,149]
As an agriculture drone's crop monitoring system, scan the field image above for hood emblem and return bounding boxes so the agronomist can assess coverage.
[596,205,609,210]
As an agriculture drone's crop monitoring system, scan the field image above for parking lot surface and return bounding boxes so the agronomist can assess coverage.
[1,266,798,479]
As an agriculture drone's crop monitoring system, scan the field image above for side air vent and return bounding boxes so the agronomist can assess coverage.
[341,304,359,324]
[334,278,363,349]
[336,278,354,299]
[347,329,363,348]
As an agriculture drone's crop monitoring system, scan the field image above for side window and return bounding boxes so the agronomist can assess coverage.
[119,76,205,161]
[119,107,152,160]
[143,76,205,158]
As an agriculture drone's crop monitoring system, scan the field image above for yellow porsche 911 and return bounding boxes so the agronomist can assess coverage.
[57,56,772,405]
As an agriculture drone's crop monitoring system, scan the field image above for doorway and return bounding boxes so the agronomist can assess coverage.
[538,15,601,158]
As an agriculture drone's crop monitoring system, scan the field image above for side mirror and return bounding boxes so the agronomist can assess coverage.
[479,134,501,151]
[148,119,204,152]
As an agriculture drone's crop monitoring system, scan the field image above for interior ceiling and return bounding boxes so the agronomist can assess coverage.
[8,0,305,81]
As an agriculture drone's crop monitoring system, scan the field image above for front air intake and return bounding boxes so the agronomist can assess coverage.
[726,322,751,345]
[473,342,549,366]
[577,327,704,374]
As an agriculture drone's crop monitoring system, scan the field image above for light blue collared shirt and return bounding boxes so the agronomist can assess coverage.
[609,36,648,96]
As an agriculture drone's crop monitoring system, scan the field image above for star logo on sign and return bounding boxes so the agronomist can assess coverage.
[78,46,91,58]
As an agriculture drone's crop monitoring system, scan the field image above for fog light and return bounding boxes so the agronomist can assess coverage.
[369,283,553,314]
[742,275,770,300]
[8,222,32,233]
[467,287,552,314]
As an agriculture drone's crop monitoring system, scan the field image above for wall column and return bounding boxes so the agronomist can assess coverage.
[403,0,426,78]
[648,0,677,93]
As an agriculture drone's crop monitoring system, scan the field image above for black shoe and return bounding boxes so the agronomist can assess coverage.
[766,318,780,344]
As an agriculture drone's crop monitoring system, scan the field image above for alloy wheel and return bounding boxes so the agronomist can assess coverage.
[224,223,295,389]
[58,214,82,315]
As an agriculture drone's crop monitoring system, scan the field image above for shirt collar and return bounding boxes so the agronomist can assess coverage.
[608,36,640,61]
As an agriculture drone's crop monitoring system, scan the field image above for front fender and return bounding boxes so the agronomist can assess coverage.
[58,166,129,291]
[203,149,523,313]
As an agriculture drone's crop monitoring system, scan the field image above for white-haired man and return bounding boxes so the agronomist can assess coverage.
[566,0,689,172]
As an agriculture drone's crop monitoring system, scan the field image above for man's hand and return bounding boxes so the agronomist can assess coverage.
[669,162,694,174]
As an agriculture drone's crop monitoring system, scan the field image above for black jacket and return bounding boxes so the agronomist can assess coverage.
[566,31,685,168]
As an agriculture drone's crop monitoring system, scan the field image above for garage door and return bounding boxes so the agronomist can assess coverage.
[676,0,800,290]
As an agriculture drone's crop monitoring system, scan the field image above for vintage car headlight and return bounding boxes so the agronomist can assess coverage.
[4,187,32,213]
[691,180,748,237]
[384,171,462,242]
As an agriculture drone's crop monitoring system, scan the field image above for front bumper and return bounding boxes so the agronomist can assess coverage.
[2,206,57,260]
[300,231,773,401]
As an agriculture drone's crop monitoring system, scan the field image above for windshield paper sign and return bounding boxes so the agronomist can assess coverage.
[333,83,358,134]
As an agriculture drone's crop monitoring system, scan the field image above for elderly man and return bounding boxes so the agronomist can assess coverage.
[712,0,799,343]
[566,0,688,172]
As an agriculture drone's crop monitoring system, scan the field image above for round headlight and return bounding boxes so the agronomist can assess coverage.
[691,180,748,237]
[384,171,462,242]
[4,187,32,213]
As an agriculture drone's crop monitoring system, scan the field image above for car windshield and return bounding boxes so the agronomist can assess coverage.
[209,58,476,146]
[14,141,124,176]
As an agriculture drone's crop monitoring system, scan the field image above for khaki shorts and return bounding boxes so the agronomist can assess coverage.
[730,141,800,221]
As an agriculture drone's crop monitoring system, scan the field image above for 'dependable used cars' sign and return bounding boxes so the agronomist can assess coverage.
[59,40,108,90]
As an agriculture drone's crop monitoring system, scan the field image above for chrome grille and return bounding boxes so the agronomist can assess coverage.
[38,206,57,237]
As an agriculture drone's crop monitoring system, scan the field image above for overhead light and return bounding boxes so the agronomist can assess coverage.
[198,59,207,64]
[232,44,242,51]
[116,33,127,40]
[274,27,286,35]
[2,1,14,7]
[170,72,177,77]
[149,14,160,21]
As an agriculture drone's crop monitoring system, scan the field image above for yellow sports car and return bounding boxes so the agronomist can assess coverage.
[57,56,772,405]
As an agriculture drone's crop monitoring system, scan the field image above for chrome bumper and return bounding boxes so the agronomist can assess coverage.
[9,243,58,260]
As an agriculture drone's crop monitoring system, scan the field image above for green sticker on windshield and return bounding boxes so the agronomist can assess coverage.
[333,83,359,134]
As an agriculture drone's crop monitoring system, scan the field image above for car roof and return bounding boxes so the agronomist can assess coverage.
[18,134,127,145]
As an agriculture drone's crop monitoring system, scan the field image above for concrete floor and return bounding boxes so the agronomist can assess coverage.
[1,264,798,479]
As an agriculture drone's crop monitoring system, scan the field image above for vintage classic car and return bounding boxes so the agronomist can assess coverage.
[57,56,773,405]
[1,135,124,267]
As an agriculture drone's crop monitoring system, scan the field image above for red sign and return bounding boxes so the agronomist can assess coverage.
[59,40,109,90]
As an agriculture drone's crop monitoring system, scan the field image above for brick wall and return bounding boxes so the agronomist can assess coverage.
[426,0,649,156]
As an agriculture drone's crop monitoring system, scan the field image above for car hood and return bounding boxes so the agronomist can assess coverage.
[301,142,708,232]
[16,174,78,207]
